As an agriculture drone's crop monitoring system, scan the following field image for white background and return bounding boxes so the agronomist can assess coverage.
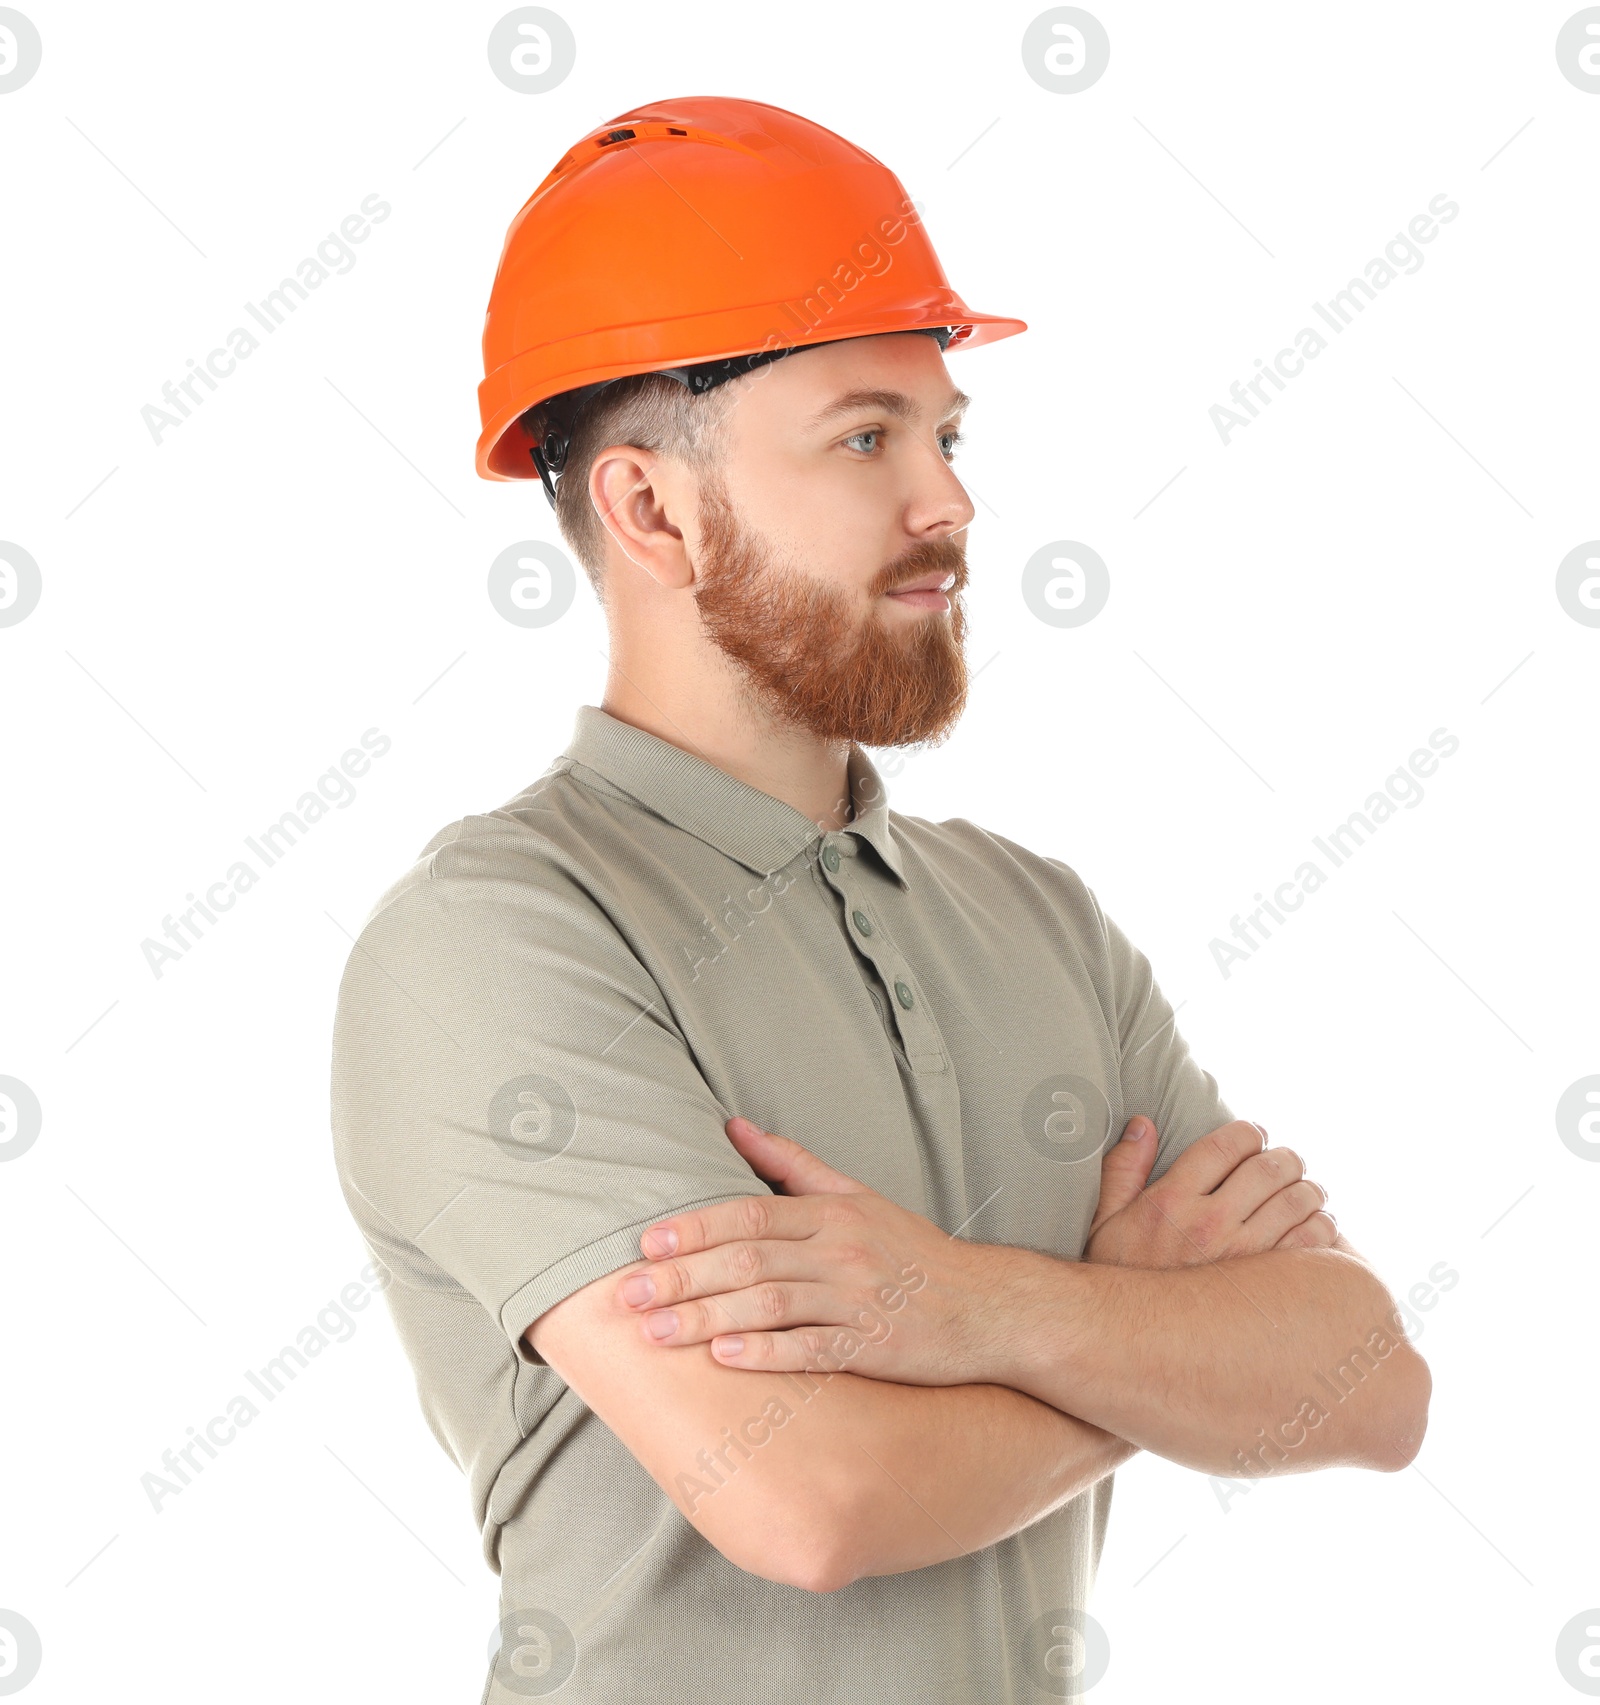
[2,2,1597,1700]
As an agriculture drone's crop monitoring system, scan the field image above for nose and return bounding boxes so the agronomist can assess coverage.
[907,440,975,544]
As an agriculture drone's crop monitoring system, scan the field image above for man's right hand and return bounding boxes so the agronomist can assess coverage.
[1084,1118,1336,1268]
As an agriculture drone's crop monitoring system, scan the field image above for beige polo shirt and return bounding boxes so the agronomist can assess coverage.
[329,703,1234,1704]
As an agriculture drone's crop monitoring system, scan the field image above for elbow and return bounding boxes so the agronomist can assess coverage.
[768,1545,858,1596]
[728,1516,856,1595]
[1368,1344,1433,1472]
[706,1491,861,1595]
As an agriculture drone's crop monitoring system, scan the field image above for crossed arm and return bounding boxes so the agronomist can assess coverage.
[530,1278,1133,1593]
[526,1114,1431,1593]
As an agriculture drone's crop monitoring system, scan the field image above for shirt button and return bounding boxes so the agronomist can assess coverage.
[823,844,841,872]
[852,909,873,936]
[894,980,914,1010]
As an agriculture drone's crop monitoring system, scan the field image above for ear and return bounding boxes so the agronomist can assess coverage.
[590,448,693,590]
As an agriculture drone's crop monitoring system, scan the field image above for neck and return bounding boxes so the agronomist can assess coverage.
[599,668,855,831]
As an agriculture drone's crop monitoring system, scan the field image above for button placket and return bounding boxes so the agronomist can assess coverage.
[820,834,945,1072]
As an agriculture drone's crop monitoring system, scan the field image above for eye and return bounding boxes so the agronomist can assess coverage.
[840,426,966,459]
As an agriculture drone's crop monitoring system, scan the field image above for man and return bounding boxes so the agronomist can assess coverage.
[330,96,1430,1703]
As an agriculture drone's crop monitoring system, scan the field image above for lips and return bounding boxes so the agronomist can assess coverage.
[889,570,957,596]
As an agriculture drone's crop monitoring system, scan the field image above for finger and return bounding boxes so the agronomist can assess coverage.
[1239,1177,1327,1246]
[619,1239,824,1310]
[640,1192,818,1259]
[1211,1146,1307,1224]
[1090,1117,1159,1232]
[1161,1120,1268,1195]
[725,1116,864,1196]
[635,1282,839,1347]
[1274,1210,1337,1251]
[709,1322,879,1375]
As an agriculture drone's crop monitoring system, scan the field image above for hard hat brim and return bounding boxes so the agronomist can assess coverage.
[476,305,1027,482]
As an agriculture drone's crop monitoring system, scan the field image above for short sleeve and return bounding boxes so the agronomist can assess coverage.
[1086,889,1237,1182]
[329,846,773,1365]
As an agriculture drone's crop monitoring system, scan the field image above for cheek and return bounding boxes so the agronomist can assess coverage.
[737,455,903,594]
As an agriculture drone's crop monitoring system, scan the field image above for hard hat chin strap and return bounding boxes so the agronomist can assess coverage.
[526,326,953,509]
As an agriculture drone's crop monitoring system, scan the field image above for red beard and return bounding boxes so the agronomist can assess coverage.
[691,473,970,749]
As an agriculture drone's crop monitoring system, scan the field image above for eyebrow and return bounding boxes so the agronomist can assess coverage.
[803,386,972,432]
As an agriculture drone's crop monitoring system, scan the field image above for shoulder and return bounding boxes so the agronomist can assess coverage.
[333,765,656,1036]
[353,760,625,938]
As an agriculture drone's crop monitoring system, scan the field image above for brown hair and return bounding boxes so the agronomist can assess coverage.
[548,373,739,603]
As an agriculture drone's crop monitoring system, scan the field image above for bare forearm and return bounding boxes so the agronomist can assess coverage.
[536,1269,1135,1595]
[804,1371,1135,1584]
[615,1120,1431,1509]
[988,1244,1431,1476]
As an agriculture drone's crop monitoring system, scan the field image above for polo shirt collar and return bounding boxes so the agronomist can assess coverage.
[560,704,907,887]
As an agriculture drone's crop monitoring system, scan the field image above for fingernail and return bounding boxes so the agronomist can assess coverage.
[1122,1117,1148,1143]
[621,1274,655,1306]
[645,1310,678,1340]
[714,1336,744,1358]
[641,1227,677,1257]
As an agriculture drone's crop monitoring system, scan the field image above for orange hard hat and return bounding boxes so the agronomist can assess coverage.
[474,94,1027,498]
